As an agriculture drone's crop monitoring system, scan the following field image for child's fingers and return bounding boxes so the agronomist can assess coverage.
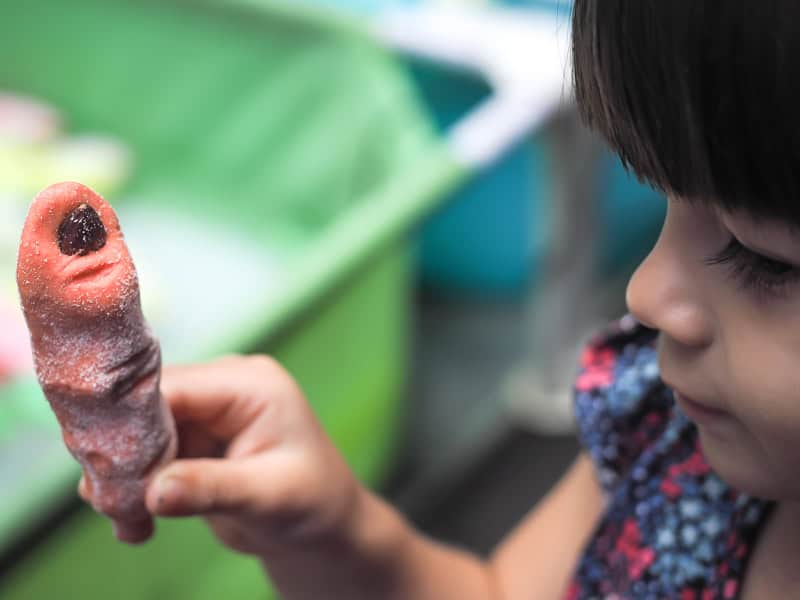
[77,475,90,502]
[175,421,227,460]
[160,356,274,440]
[145,456,289,518]
[161,358,244,421]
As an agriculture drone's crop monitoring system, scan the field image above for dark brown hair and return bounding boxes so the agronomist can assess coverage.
[572,1,800,224]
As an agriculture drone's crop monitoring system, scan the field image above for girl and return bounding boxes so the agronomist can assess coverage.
[81,1,800,597]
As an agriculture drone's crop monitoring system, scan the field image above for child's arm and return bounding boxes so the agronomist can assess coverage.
[490,453,604,598]
[255,453,601,600]
[107,356,603,600]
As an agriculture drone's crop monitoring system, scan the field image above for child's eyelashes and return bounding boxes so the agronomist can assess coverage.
[704,237,800,297]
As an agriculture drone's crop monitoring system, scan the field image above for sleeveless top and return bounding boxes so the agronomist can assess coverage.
[565,316,773,599]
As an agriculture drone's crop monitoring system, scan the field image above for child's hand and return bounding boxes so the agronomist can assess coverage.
[80,355,361,557]
[79,355,605,600]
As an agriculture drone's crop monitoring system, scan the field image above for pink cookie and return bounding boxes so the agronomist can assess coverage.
[17,181,176,543]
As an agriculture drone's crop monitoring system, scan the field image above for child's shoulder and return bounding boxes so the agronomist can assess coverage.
[574,315,675,493]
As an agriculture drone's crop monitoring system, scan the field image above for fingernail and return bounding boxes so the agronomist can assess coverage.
[154,475,185,510]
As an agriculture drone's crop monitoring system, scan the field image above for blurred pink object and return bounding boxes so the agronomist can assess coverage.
[0,92,62,144]
[0,294,33,381]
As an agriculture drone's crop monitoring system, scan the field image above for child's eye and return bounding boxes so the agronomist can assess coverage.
[704,238,800,296]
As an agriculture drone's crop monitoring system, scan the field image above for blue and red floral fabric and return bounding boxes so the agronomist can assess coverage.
[565,316,772,599]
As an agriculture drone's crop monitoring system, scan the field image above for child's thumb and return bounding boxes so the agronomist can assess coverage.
[146,459,255,517]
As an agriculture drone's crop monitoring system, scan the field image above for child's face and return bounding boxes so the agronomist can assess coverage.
[627,198,800,500]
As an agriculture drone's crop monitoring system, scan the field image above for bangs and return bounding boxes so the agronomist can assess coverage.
[572,0,800,224]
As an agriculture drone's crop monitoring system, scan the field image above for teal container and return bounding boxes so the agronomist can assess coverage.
[596,152,666,273]
[405,59,551,295]
[395,0,662,294]
[419,135,550,293]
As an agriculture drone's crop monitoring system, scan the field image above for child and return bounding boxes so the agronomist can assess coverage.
[80,1,800,597]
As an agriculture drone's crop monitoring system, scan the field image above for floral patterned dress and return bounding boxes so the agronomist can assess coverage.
[564,315,773,599]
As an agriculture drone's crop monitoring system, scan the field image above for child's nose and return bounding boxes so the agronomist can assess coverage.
[626,232,714,350]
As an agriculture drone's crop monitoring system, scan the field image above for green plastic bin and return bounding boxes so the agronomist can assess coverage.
[0,0,465,598]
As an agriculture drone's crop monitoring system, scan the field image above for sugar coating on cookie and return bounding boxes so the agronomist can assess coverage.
[17,182,176,542]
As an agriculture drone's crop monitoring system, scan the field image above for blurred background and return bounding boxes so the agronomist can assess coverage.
[0,0,665,598]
